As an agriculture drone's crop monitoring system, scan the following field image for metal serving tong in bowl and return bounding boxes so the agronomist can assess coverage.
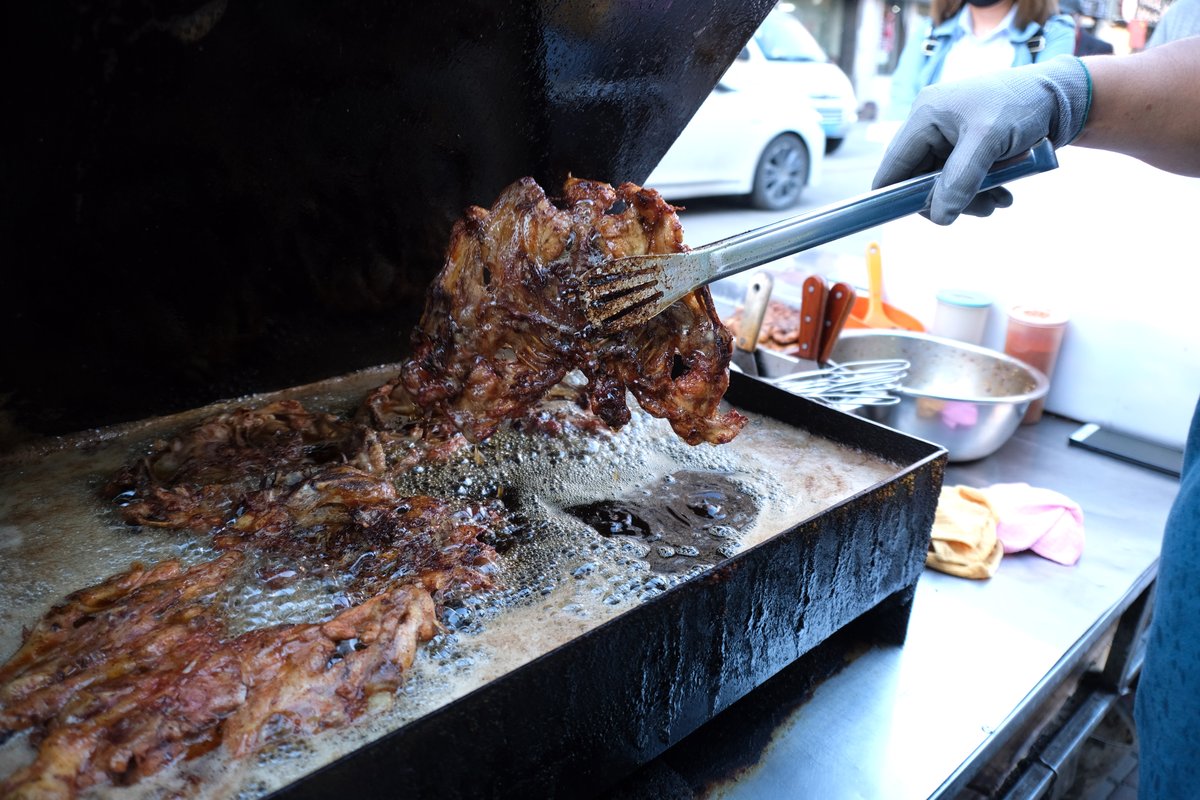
[581,138,1058,333]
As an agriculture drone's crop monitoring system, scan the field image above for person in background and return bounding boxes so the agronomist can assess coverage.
[872,40,1200,800]
[1148,0,1200,46]
[889,0,1075,114]
[1058,0,1114,54]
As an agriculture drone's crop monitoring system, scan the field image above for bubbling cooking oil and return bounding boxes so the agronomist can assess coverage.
[0,366,902,798]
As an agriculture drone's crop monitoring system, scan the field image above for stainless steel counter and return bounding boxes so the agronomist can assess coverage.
[606,414,1180,800]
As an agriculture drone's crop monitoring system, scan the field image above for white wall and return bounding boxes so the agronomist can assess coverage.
[876,146,1200,448]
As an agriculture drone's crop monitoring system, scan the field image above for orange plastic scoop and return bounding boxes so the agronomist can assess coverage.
[846,242,924,331]
[844,296,925,331]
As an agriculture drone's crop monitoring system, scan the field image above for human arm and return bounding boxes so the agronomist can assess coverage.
[872,37,1200,224]
[1075,39,1200,176]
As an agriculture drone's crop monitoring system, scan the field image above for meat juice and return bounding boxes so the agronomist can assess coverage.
[0,365,899,799]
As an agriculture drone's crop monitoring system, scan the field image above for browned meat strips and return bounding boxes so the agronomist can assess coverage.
[0,556,438,800]
[133,400,378,485]
[6,456,504,798]
[110,396,476,531]
[0,553,244,733]
[0,555,245,798]
[3,622,244,800]
[400,176,746,445]
[220,465,500,603]
[223,586,436,757]
[724,299,803,349]
[109,400,386,530]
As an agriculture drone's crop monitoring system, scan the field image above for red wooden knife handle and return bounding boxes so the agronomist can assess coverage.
[818,281,856,364]
[796,274,827,361]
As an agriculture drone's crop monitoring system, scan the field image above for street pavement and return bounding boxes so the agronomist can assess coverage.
[666,121,901,308]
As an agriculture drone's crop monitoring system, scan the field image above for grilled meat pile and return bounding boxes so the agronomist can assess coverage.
[0,555,436,799]
[3,432,501,798]
[1,176,747,798]
[2,401,504,797]
[398,176,746,445]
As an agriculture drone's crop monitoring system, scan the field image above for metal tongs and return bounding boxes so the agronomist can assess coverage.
[581,139,1058,333]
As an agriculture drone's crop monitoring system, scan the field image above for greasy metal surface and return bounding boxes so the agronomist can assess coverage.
[270,375,945,799]
[1,0,775,439]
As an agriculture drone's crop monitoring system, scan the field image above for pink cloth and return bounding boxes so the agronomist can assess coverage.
[984,482,1085,566]
[940,401,979,429]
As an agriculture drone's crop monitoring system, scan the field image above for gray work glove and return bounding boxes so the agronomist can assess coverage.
[873,55,1092,225]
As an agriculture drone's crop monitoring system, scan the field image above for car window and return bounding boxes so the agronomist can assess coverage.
[754,13,826,63]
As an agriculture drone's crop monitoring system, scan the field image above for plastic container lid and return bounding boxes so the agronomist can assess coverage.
[936,289,992,308]
[1007,304,1069,327]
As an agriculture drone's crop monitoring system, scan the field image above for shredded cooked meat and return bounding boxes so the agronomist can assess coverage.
[0,553,435,799]
[109,399,469,532]
[8,454,500,797]
[219,465,502,603]
[724,298,803,350]
[110,400,386,530]
[399,176,746,445]
[222,585,436,758]
[107,400,502,605]
[0,554,245,739]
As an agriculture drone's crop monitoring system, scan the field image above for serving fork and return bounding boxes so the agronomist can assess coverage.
[580,139,1058,333]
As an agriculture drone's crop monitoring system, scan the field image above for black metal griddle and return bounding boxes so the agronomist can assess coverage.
[270,375,946,800]
[2,4,946,794]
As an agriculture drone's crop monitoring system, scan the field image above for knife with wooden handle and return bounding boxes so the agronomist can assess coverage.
[818,281,857,365]
[795,274,828,368]
[731,271,774,376]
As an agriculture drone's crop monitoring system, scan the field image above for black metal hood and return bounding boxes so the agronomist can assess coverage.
[1,0,775,441]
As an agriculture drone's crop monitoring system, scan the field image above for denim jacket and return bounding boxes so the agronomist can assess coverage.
[890,9,1075,114]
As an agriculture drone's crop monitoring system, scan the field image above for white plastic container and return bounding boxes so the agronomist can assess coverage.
[932,290,991,345]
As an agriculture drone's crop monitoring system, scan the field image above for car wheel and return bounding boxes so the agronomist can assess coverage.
[825,137,844,154]
[750,134,809,210]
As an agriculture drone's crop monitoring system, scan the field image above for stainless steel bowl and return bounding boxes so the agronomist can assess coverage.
[830,330,1049,462]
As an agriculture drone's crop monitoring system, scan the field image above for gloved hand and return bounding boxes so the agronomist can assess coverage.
[873,55,1092,225]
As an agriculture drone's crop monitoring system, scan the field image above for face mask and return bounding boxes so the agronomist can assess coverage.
[965,0,1008,6]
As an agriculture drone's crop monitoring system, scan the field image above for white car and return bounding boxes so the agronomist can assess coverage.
[748,11,859,153]
[645,59,827,211]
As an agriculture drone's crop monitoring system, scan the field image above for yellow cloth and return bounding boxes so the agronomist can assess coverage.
[926,485,1003,579]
